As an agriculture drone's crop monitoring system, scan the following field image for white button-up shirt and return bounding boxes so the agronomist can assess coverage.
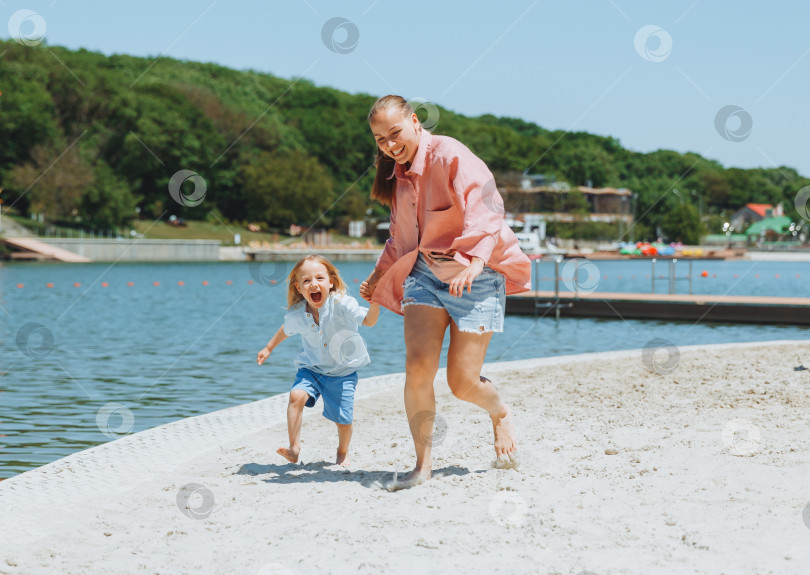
[283,293,371,377]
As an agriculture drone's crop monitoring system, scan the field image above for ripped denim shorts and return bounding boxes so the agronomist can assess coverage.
[401,254,506,334]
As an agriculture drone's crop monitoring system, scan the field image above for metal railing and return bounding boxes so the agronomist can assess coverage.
[650,258,694,295]
[531,257,571,319]
[529,256,707,318]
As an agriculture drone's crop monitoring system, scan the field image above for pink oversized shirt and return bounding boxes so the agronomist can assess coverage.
[372,130,531,315]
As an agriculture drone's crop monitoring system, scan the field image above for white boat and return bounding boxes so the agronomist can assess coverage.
[509,214,564,257]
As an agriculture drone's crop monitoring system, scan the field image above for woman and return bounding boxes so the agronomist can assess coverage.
[360,95,531,491]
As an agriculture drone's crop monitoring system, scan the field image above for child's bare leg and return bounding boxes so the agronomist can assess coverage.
[387,305,449,491]
[335,422,352,465]
[277,389,308,463]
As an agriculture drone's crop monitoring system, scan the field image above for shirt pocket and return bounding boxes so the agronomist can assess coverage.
[423,206,462,243]
[426,203,454,212]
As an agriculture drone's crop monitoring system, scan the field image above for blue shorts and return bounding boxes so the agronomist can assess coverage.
[290,368,358,424]
[401,254,506,333]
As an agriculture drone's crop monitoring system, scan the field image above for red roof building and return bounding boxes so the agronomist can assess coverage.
[730,203,783,231]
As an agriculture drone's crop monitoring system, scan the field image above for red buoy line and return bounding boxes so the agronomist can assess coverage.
[14,280,264,289]
[10,273,800,290]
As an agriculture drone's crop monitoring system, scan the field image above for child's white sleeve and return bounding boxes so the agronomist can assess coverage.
[282,307,302,336]
[341,295,369,327]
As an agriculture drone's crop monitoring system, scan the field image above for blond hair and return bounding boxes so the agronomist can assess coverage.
[286,255,347,308]
[367,95,416,207]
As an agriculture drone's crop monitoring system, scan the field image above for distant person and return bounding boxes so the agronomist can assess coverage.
[360,95,531,491]
[257,255,380,466]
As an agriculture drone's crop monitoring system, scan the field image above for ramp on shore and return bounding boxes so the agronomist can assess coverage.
[3,236,92,262]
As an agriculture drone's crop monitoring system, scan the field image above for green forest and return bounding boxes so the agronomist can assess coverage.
[1,39,807,243]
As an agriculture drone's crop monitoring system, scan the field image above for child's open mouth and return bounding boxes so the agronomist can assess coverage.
[310,292,323,303]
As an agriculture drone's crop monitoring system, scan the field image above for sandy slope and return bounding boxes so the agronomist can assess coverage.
[2,340,809,575]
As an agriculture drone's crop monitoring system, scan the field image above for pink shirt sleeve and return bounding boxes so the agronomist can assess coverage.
[448,154,502,264]
[375,203,398,272]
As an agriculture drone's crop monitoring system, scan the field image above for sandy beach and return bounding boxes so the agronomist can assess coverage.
[2,340,809,574]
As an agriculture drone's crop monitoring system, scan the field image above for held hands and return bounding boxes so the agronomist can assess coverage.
[257,347,271,365]
[448,257,485,297]
[359,280,376,302]
[360,267,385,302]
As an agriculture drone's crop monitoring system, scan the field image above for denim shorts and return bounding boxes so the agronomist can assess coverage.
[401,254,505,333]
[291,368,357,425]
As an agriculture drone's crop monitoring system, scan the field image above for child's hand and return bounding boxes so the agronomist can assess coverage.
[257,347,271,365]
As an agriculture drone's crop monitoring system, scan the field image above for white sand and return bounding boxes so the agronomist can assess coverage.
[2,340,809,575]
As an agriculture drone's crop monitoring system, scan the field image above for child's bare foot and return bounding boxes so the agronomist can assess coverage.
[336,450,350,466]
[276,446,300,463]
[492,403,519,468]
[385,468,431,492]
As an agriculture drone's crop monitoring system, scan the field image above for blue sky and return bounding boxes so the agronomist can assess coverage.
[3,0,809,178]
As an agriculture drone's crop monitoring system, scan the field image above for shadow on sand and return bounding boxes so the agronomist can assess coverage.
[235,461,470,490]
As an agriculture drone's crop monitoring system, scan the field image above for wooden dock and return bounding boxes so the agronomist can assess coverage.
[506,290,810,325]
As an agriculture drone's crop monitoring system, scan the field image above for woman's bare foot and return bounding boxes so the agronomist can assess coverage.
[385,467,432,492]
[276,446,300,463]
[492,403,518,468]
[336,450,350,466]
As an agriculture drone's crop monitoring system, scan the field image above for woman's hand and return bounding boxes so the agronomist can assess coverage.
[257,347,271,365]
[448,257,485,297]
[359,280,375,302]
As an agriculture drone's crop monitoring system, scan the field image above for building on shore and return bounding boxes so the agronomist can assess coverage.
[730,203,783,232]
[501,174,634,226]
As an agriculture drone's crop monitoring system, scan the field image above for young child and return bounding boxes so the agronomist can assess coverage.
[257,255,380,466]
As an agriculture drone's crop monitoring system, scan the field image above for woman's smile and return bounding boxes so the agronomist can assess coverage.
[370,107,421,165]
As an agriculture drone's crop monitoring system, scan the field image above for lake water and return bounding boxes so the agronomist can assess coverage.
[2,259,808,478]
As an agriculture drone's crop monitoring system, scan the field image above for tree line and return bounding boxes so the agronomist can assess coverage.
[1,39,807,242]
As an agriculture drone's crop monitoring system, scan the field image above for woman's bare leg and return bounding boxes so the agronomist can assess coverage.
[277,389,309,463]
[446,322,518,463]
[387,305,449,491]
